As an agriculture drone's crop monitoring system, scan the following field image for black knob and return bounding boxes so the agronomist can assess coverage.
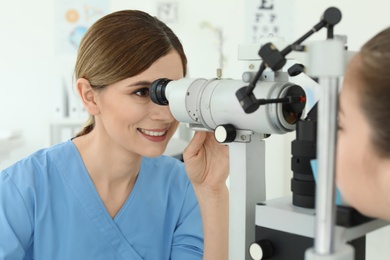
[288,63,304,77]
[258,43,287,71]
[214,124,236,143]
[322,7,342,26]
[249,239,274,260]
[236,87,260,114]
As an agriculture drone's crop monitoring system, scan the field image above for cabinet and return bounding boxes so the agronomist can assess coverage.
[0,130,23,163]
[50,119,85,145]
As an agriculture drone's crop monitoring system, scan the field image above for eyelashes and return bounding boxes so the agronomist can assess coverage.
[132,87,150,97]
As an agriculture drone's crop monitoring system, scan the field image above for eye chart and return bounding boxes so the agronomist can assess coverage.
[246,0,295,44]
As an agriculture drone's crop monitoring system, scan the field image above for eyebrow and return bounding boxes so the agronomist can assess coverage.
[127,80,152,88]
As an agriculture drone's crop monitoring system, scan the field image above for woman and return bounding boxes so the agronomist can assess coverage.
[337,27,390,221]
[0,10,229,259]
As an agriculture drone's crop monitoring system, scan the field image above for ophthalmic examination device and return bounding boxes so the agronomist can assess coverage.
[150,7,389,260]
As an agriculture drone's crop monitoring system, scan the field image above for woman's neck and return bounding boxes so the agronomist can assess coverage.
[72,130,141,186]
[72,131,141,218]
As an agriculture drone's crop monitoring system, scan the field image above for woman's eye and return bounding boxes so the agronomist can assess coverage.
[134,88,150,97]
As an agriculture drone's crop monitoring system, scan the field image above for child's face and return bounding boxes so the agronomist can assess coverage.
[336,54,388,219]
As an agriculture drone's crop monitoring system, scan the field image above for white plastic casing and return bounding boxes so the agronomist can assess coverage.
[165,77,300,135]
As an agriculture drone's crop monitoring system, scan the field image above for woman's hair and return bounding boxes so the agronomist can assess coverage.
[358,27,390,157]
[74,10,187,137]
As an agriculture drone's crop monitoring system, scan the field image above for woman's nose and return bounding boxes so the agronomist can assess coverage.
[149,102,175,121]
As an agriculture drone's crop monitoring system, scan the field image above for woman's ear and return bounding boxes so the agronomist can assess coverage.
[76,78,100,115]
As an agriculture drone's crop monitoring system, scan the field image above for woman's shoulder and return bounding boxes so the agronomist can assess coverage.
[141,155,190,186]
[143,155,185,173]
[1,140,76,183]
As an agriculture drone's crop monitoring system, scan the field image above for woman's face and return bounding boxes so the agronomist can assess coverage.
[93,51,183,158]
[336,54,387,218]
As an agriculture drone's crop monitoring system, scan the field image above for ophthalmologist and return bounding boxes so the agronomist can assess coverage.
[0,9,229,260]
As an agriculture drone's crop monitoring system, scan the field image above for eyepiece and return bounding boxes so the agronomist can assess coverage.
[150,78,172,105]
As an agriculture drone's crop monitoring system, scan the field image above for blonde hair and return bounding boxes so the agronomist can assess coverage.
[73,10,187,137]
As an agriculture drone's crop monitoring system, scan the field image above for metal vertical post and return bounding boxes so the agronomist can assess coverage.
[228,134,266,260]
[305,39,354,260]
[314,77,339,254]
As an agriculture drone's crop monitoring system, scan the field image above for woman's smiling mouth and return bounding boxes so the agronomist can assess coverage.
[138,128,167,136]
[138,128,168,139]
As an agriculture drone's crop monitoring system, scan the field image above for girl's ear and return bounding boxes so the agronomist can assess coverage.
[76,78,100,115]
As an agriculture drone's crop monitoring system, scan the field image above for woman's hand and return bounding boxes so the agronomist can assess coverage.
[183,131,230,260]
[183,131,229,192]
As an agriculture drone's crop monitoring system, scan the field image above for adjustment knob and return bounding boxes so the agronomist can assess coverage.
[249,239,274,260]
[288,63,304,77]
[214,124,236,143]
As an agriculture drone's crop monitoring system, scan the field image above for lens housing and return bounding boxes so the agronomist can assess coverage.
[150,78,171,105]
[148,77,306,135]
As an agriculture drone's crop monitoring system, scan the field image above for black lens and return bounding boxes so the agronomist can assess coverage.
[150,78,172,105]
[282,85,306,125]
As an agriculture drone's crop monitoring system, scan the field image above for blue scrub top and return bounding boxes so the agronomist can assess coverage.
[0,140,204,259]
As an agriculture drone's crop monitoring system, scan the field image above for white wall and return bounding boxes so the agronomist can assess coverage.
[1,0,390,258]
[0,0,54,166]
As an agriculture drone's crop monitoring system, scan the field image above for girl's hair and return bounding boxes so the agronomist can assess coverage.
[73,10,187,137]
[358,27,390,157]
